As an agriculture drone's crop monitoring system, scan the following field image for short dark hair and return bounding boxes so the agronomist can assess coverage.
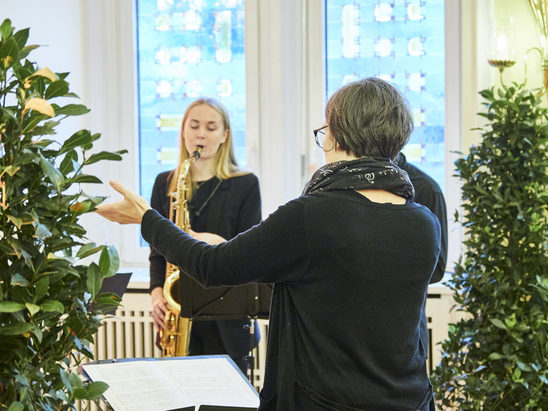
[325,77,413,160]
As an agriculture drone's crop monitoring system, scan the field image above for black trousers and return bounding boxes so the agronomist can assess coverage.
[189,321,248,374]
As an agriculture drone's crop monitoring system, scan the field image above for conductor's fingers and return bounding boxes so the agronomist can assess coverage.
[109,180,131,198]
[95,202,120,221]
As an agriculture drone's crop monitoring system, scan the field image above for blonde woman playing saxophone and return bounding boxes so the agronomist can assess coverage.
[149,97,261,373]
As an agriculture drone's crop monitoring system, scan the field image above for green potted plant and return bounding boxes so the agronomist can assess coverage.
[0,19,127,409]
[431,84,548,409]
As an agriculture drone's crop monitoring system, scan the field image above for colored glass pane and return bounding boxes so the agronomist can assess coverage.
[325,0,445,190]
[137,0,247,204]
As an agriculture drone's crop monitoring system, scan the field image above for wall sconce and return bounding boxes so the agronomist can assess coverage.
[487,1,548,94]
[487,25,516,86]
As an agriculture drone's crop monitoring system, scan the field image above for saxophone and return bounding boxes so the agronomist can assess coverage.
[159,146,203,357]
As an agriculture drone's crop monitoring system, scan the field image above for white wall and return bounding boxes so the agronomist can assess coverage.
[493,0,544,91]
[461,0,545,151]
[0,0,86,144]
[0,0,137,270]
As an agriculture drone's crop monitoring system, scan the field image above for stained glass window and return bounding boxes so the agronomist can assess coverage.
[137,0,246,203]
[325,0,445,190]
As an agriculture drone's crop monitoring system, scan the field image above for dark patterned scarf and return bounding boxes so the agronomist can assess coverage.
[302,157,415,200]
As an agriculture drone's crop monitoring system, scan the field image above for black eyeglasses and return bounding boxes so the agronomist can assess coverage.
[313,125,328,149]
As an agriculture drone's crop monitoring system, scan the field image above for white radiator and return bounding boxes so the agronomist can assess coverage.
[93,294,162,360]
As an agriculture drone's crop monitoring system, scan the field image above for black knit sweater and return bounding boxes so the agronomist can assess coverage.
[142,189,441,410]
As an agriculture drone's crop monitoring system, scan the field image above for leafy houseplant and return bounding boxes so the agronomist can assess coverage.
[0,19,127,409]
[431,84,548,409]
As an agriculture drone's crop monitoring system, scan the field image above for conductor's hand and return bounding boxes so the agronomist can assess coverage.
[188,230,226,245]
[150,287,167,331]
[96,180,151,225]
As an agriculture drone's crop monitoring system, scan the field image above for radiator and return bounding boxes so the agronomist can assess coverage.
[93,299,162,360]
[87,293,268,390]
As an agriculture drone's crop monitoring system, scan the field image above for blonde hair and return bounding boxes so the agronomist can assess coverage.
[167,97,248,196]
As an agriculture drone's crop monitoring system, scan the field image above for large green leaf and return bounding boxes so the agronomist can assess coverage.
[19,44,39,60]
[72,387,88,400]
[94,293,121,313]
[70,174,102,184]
[0,302,25,312]
[0,19,13,41]
[10,273,29,287]
[13,28,29,48]
[31,120,60,136]
[7,237,23,259]
[66,372,84,398]
[34,277,49,302]
[59,150,77,176]
[0,321,33,335]
[0,37,19,68]
[84,150,127,165]
[45,80,69,100]
[76,242,102,259]
[39,153,64,192]
[60,369,72,393]
[99,246,120,278]
[7,402,24,411]
[33,221,53,239]
[59,129,92,154]
[86,263,102,298]
[25,303,40,316]
[82,381,109,400]
[53,103,90,117]
[23,112,49,133]
[40,300,64,313]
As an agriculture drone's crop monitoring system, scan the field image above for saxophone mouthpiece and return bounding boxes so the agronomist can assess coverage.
[193,146,203,160]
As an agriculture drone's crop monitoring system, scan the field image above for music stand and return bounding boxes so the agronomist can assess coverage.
[177,274,272,383]
[89,272,132,315]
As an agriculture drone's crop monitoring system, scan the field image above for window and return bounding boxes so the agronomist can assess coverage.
[82,0,459,274]
[136,0,247,203]
[325,0,445,190]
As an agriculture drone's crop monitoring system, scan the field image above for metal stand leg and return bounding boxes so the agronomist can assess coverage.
[244,319,256,388]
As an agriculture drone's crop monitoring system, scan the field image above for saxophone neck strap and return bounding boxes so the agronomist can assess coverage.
[193,178,223,218]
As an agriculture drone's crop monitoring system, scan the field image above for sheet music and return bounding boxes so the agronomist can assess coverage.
[162,358,259,407]
[82,356,259,411]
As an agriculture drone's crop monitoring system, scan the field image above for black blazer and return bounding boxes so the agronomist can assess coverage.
[397,153,447,283]
[149,171,262,358]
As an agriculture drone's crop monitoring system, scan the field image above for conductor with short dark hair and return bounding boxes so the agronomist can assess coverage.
[98,77,441,410]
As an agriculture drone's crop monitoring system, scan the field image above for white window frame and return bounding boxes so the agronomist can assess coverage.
[444,0,463,276]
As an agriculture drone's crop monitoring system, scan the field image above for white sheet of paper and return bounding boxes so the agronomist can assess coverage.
[162,358,259,407]
[82,356,259,411]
